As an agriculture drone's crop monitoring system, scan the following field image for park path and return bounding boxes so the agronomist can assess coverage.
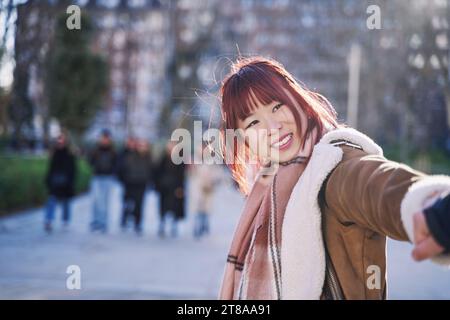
[0,174,449,299]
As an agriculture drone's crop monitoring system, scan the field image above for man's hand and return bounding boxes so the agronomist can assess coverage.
[412,211,445,261]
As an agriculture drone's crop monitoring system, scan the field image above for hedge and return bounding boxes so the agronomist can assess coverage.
[0,154,92,216]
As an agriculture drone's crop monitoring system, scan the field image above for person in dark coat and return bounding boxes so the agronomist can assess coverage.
[117,137,153,234]
[89,129,117,233]
[44,133,77,233]
[154,141,186,238]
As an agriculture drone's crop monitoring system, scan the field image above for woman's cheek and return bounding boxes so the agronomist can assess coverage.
[245,133,259,157]
[245,129,274,161]
[257,134,272,161]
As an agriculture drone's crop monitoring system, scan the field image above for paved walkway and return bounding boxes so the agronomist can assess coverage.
[0,175,449,299]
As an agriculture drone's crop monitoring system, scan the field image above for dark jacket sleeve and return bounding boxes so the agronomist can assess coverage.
[323,146,426,241]
[88,149,95,166]
[116,151,125,183]
[45,153,55,190]
[147,154,154,187]
[153,155,164,191]
[68,153,77,188]
[424,193,450,251]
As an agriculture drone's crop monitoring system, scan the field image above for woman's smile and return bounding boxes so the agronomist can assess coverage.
[271,132,294,150]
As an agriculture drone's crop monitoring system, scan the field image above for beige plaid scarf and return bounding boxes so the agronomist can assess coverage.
[219,158,307,299]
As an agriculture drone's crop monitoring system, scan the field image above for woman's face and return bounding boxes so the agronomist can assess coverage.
[237,97,304,164]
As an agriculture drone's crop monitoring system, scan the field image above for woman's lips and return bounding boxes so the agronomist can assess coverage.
[271,133,293,150]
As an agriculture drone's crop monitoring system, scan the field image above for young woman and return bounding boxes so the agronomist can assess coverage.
[218,56,450,300]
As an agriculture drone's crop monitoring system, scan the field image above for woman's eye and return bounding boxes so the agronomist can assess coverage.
[272,104,283,112]
[246,120,259,129]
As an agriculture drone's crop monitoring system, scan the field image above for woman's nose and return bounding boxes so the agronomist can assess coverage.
[266,118,282,133]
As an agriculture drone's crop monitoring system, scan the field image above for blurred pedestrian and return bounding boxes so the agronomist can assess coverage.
[191,143,222,239]
[89,129,117,233]
[117,137,153,235]
[154,141,186,238]
[44,132,77,233]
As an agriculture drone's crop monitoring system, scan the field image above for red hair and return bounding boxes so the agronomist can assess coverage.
[220,56,339,195]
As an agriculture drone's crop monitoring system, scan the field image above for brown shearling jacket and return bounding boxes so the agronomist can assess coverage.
[320,144,426,299]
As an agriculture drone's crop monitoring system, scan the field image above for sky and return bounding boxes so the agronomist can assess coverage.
[0,0,26,89]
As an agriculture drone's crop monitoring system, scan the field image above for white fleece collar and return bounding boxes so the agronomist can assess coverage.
[280,127,382,299]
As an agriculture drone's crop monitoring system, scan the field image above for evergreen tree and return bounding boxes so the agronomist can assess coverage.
[46,12,108,139]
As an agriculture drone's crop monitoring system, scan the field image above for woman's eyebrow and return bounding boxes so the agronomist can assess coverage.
[267,102,282,108]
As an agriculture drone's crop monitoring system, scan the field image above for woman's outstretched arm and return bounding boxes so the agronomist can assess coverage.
[323,145,450,264]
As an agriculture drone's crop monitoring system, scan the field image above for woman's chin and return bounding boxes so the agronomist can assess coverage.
[269,144,302,163]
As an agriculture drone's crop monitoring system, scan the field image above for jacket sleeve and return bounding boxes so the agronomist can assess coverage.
[323,146,450,266]
[68,153,76,187]
[147,153,154,186]
[324,147,442,238]
[45,153,54,190]
[424,193,450,252]
[116,151,125,183]
[153,156,164,191]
